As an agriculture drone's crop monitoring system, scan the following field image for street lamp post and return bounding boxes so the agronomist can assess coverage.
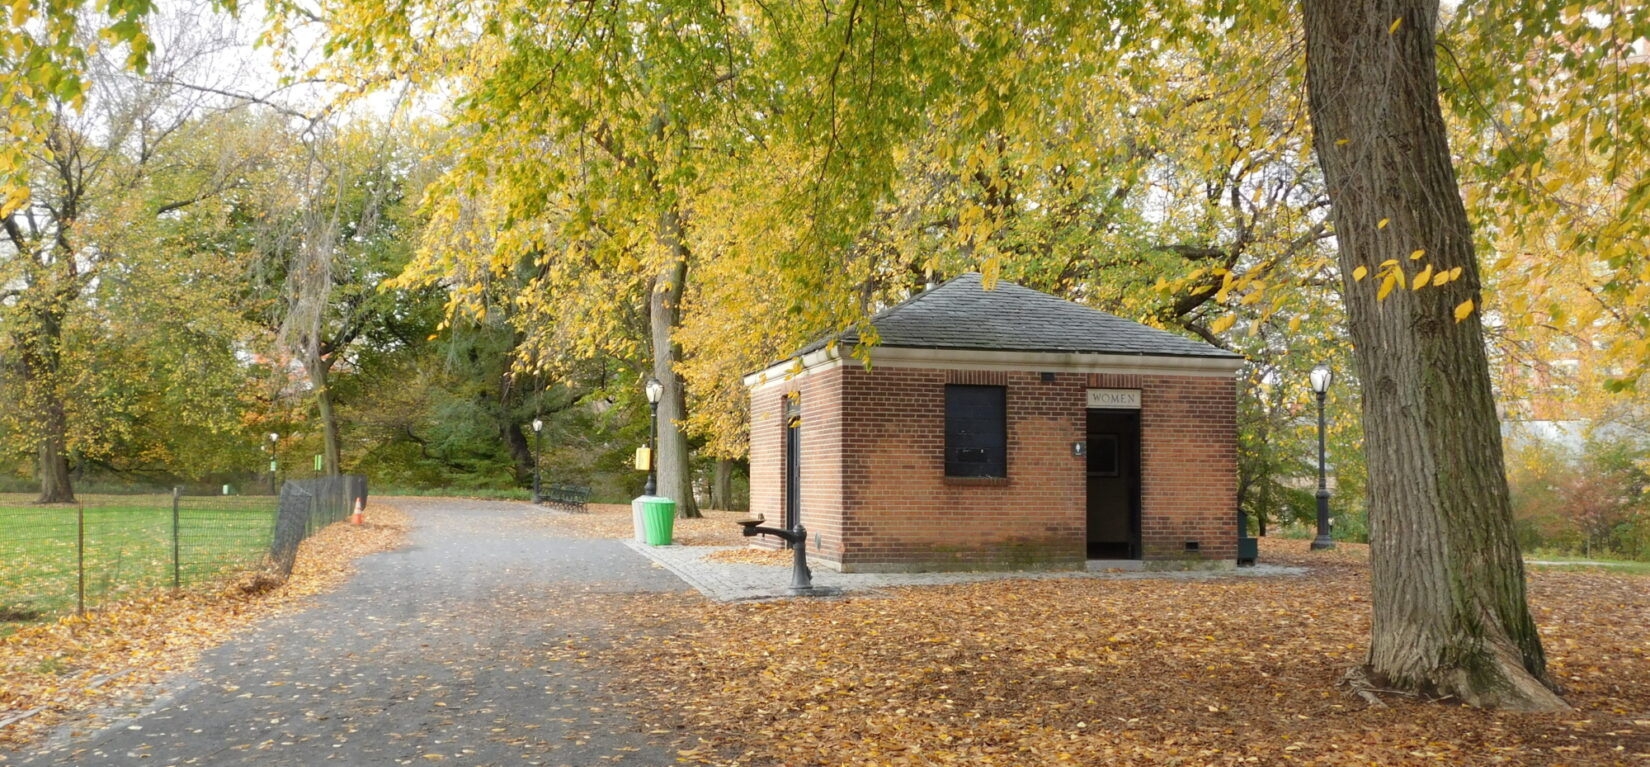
[268,432,279,495]
[643,377,663,497]
[530,417,544,504]
[1309,364,1335,550]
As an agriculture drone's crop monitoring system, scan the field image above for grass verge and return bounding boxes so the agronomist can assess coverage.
[0,494,277,630]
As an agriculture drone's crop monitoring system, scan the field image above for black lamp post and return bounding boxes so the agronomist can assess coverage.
[643,377,663,497]
[1309,363,1335,550]
[530,417,544,504]
[268,432,279,495]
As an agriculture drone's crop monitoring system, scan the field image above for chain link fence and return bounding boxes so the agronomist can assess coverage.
[269,475,367,578]
[0,476,367,628]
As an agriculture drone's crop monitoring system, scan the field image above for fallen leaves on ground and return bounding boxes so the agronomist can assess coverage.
[537,503,752,547]
[701,548,791,566]
[1261,537,1372,567]
[0,503,410,752]
[567,536,1650,766]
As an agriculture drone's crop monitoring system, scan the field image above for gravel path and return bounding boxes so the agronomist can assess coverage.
[15,498,687,766]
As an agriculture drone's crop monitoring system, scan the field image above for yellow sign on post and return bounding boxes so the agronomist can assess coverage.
[634,447,652,471]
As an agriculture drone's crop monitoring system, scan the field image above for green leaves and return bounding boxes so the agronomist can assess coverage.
[1,0,201,213]
[51,75,82,102]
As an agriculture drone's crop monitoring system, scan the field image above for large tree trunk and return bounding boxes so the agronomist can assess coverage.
[35,416,74,504]
[1302,0,1565,710]
[710,458,733,511]
[649,211,700,518]
[503,418,534,485]
[494,367,533,484]
[19,304,75,504]
[310,356,343,476]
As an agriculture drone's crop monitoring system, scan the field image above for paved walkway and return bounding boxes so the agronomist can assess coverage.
[1526,559,1635,568]
[626,541,1305,602]
[14,498,686,766]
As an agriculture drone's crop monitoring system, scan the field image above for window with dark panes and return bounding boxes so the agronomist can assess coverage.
[944,385,1007,477]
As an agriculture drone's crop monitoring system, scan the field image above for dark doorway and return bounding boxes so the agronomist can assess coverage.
[783,401,801,547]
[1086,410,1141,559]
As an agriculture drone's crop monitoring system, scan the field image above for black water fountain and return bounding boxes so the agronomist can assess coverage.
[734,513,841,597]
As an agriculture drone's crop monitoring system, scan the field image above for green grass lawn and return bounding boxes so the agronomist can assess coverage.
[0,494,277,630]
[1522,552,1650,575]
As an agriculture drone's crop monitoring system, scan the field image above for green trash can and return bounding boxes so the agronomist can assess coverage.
[642,497,677,545]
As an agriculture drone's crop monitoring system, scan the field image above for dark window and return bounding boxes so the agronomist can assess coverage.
[945,385,1007,477]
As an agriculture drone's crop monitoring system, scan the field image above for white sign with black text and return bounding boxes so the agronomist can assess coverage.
[1086,388,1142,410]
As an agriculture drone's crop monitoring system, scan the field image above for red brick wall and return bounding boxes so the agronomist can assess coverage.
[747,366,847,563]
[1138,375,1239,561]
[747,363,1238,571]
[836,366,1087,571]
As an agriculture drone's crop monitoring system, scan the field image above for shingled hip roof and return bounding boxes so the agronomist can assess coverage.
[798,273,1242,360]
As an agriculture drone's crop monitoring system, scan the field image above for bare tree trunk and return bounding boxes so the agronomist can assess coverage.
[18,304,75,503]
[35,418,74,504]
[503,419,534,485]
[490,365,534,484]
[649,211,700,518]
[310,356,343,476]
[710,458,732,511]
[1302,0,1565,710]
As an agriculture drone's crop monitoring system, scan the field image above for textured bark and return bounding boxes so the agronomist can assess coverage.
[18,304,75,504]
[497,369,535,484]
[504,418,535,485]
[35,419,74,504]
[1302,0,1565,710]
[308,356,344,476]
[710,458,733,511]
[650,211,701,518]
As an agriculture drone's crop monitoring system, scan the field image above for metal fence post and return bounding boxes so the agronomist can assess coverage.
[172,487,181,592]
[76,503,85,617]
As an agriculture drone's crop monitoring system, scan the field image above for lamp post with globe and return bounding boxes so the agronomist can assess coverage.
[643,377,663,496]
[531,417,544,503]
[1309,364,1335,550]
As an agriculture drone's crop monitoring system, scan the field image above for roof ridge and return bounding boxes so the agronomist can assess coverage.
[772,269,1241,368]
[991,276,1189,328]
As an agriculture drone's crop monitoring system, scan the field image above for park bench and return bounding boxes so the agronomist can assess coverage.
[544,483,591,512]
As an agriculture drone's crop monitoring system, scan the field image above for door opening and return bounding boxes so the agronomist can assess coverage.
[1086,409,1141,559]
[783,402,801,548]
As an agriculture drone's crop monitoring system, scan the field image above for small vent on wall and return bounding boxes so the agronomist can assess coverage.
[1040,371,1056,383]
[1184,541,1200,552]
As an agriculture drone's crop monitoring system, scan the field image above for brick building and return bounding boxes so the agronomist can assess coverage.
[743,274,1245,572]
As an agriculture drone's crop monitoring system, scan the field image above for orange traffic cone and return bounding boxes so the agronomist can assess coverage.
[351,497,364,525]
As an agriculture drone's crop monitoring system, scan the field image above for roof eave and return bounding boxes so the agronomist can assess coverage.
[744,342,1245,390]
[872,342,1245,361]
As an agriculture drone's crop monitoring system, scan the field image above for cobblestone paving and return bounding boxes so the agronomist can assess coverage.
[624,541,1306,602]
